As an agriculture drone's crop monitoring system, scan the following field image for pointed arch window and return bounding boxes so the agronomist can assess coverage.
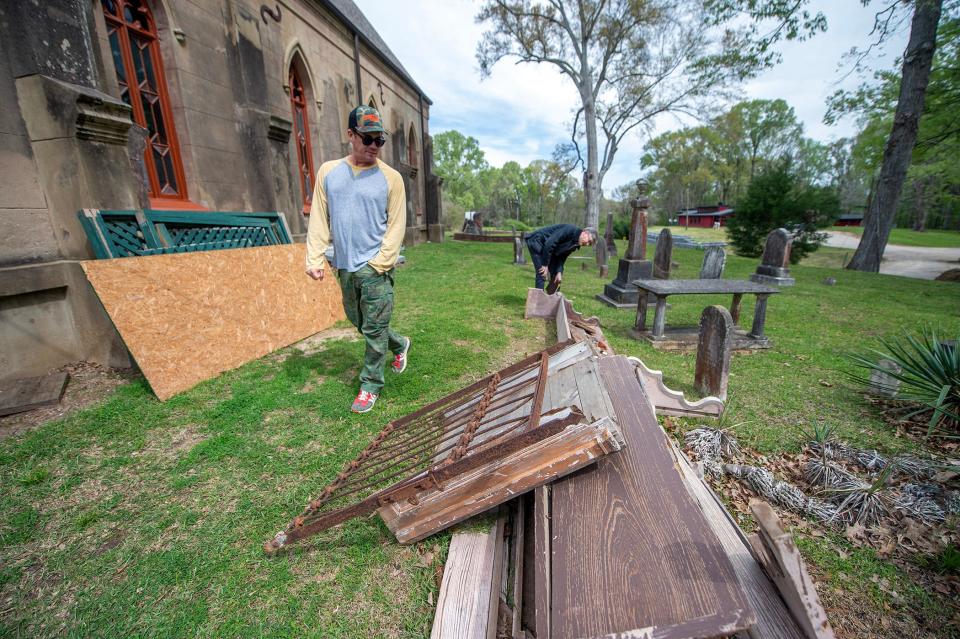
[102,0,187,201]
[407,125,418,167]
[289,65,315,212]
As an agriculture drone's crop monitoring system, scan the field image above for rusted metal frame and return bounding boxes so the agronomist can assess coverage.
[386,342,571,431]
[347,393,535,477]
[351,414,446,462]
[443,373,503,466]
[433,378,536,428]
[269,408,585,551]
[368,385,536,459]
[527,352,549,431]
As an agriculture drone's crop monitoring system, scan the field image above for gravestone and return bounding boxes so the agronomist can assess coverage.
[596,238,608,274]
[513,232,526,265]
[869,358,901,398]
[604,211,618,259]
[653,228,673,279]
[694,305,733,400]
[597,182,653,308]
[750,228,795,286]
[699,246,726,279]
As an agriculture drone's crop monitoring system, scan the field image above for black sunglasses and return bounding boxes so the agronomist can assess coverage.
[353,129,386,147]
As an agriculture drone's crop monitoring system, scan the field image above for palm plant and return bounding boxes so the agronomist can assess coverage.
[847,330,960,437]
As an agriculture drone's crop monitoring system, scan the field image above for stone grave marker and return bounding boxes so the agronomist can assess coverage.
[513,232,526,265]
[750,228,795,286]
[869,359,902,398]
[694,305,733,400]
[597,181,653,308]
[653,228,673,279]
[605,211,618,258]
[699,246,726,279]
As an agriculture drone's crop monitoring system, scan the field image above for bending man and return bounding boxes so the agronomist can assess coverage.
[305,105,411,414]
[524,223,597,290]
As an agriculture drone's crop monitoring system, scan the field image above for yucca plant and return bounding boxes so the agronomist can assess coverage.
[847,330,960,438]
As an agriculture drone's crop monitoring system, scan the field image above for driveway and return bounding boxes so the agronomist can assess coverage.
[824,231,960,280]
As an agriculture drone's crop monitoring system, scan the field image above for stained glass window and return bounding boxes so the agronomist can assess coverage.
[102,0,187,200]
[289,66,315,212]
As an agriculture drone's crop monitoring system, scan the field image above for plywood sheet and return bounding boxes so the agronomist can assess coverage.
[548,355,754,639]
[81,244,345,400]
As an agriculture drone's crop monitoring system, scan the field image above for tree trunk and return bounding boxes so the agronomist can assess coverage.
[847,0,942,271]
[583,96,601,231]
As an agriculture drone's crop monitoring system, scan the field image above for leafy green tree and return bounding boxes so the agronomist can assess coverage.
[727,161,839,262]
[432,130,489,210]
[475,0,810,230]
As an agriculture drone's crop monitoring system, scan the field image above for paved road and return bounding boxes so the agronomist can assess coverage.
[824,231,960,280]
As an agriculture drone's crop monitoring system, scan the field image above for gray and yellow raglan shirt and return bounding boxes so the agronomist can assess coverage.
[305,157,406,274]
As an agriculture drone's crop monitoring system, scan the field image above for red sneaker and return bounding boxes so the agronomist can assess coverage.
[391,336,411,374]
[351,390,378,413]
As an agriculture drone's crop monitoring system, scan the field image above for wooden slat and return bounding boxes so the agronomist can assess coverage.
[548,355,754,639]
[378,417,625,544]
[671,446,806,639]
[431,520,501,639]
[487,513,508,639]
[749,501,836,639]
[533,484,551,639]
[511,498,526,639]
[0,372,69,417]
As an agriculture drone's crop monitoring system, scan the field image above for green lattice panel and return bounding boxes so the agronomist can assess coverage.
[165,225,272,247]
[138,239,254,255]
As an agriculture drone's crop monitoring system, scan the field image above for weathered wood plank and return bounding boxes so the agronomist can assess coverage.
[487,513,508,639]
[432,521,501,639]
[0,372,69,417]
[549,355,754,639]
[749,500,836,639]
[671,446,806,639]
[511,498,526,639]
[379,417,624,544]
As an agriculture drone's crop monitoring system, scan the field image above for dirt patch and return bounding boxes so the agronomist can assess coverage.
[0,362,136,441]
[290,327,359,356]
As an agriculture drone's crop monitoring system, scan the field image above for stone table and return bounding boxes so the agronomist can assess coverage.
[632,279,780,341]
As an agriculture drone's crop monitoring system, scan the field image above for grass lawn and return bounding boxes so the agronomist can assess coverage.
[649,224,729,243]
[829,226,960,248]
[1,238,959,637]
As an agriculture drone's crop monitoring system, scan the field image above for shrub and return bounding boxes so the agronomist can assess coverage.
[847,330,960,437]
[727,160,838,263]
[501,219,533,232]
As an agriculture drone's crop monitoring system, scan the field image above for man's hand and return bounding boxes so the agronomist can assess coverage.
[553,272,562,284]
[538,265,549,278]
[306,267,325,281]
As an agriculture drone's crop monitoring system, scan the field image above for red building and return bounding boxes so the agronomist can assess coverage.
[676,205,735,228]
[834,213,864,227]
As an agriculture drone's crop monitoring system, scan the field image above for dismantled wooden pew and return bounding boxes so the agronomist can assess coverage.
[264,342,624,554]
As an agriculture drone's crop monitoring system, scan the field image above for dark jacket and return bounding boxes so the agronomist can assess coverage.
[525,224,582,273]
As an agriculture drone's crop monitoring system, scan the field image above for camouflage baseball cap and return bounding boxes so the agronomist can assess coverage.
[348,105,386,134]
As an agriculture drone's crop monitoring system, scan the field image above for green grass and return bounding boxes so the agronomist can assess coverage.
[1,239,959,637]
[649,224,730,243]
[830,226,960,248]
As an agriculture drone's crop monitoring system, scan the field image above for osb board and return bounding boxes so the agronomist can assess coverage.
[81,244,345,400]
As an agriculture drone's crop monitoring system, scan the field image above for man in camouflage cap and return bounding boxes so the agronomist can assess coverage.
[305,105,410,413]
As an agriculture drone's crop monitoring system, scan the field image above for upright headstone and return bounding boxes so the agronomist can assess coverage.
[750,228,795,286]
[695,305,733,400]
[596,239,609,277]
[699,246,726,279]
[869,358,902,398]
[604,211,618,259]
[597,181,653,308]
[513,232,526,265]
[652,228,673,279]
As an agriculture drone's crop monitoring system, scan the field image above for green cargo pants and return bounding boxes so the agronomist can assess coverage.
[337,264,406,394]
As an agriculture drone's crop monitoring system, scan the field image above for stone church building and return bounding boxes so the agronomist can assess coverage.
[0,0,442,381]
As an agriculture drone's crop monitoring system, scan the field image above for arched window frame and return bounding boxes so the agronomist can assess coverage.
[101,0,188,203]
[288,61,316,214]
[407,124,418,168]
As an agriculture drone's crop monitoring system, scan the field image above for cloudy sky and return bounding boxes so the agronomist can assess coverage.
[353,0,909,192]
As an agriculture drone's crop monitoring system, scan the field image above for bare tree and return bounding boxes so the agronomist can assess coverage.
[476,0,761,229]
[847,0,944,271]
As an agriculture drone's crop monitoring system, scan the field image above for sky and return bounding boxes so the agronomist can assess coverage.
[353,0,910,193]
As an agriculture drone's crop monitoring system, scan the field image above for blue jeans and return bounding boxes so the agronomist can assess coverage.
[526,239,562,289]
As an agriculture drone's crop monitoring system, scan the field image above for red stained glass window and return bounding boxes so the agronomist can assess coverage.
[103,0,187,201]
[289,66,315,212]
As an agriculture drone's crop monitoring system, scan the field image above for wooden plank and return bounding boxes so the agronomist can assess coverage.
[511,498,526,639]
[749,500,836,639]
[521,491,537,636]
[379,417,625,544]
[81,244,345,400]
[0,372,69,417]
[629,357,724,418]
[671,445,806,639]
[533,484,551,639]
[487,512,508,639]
[572,359,615,424]
[549,355,754,639]
[432,521,501,639]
